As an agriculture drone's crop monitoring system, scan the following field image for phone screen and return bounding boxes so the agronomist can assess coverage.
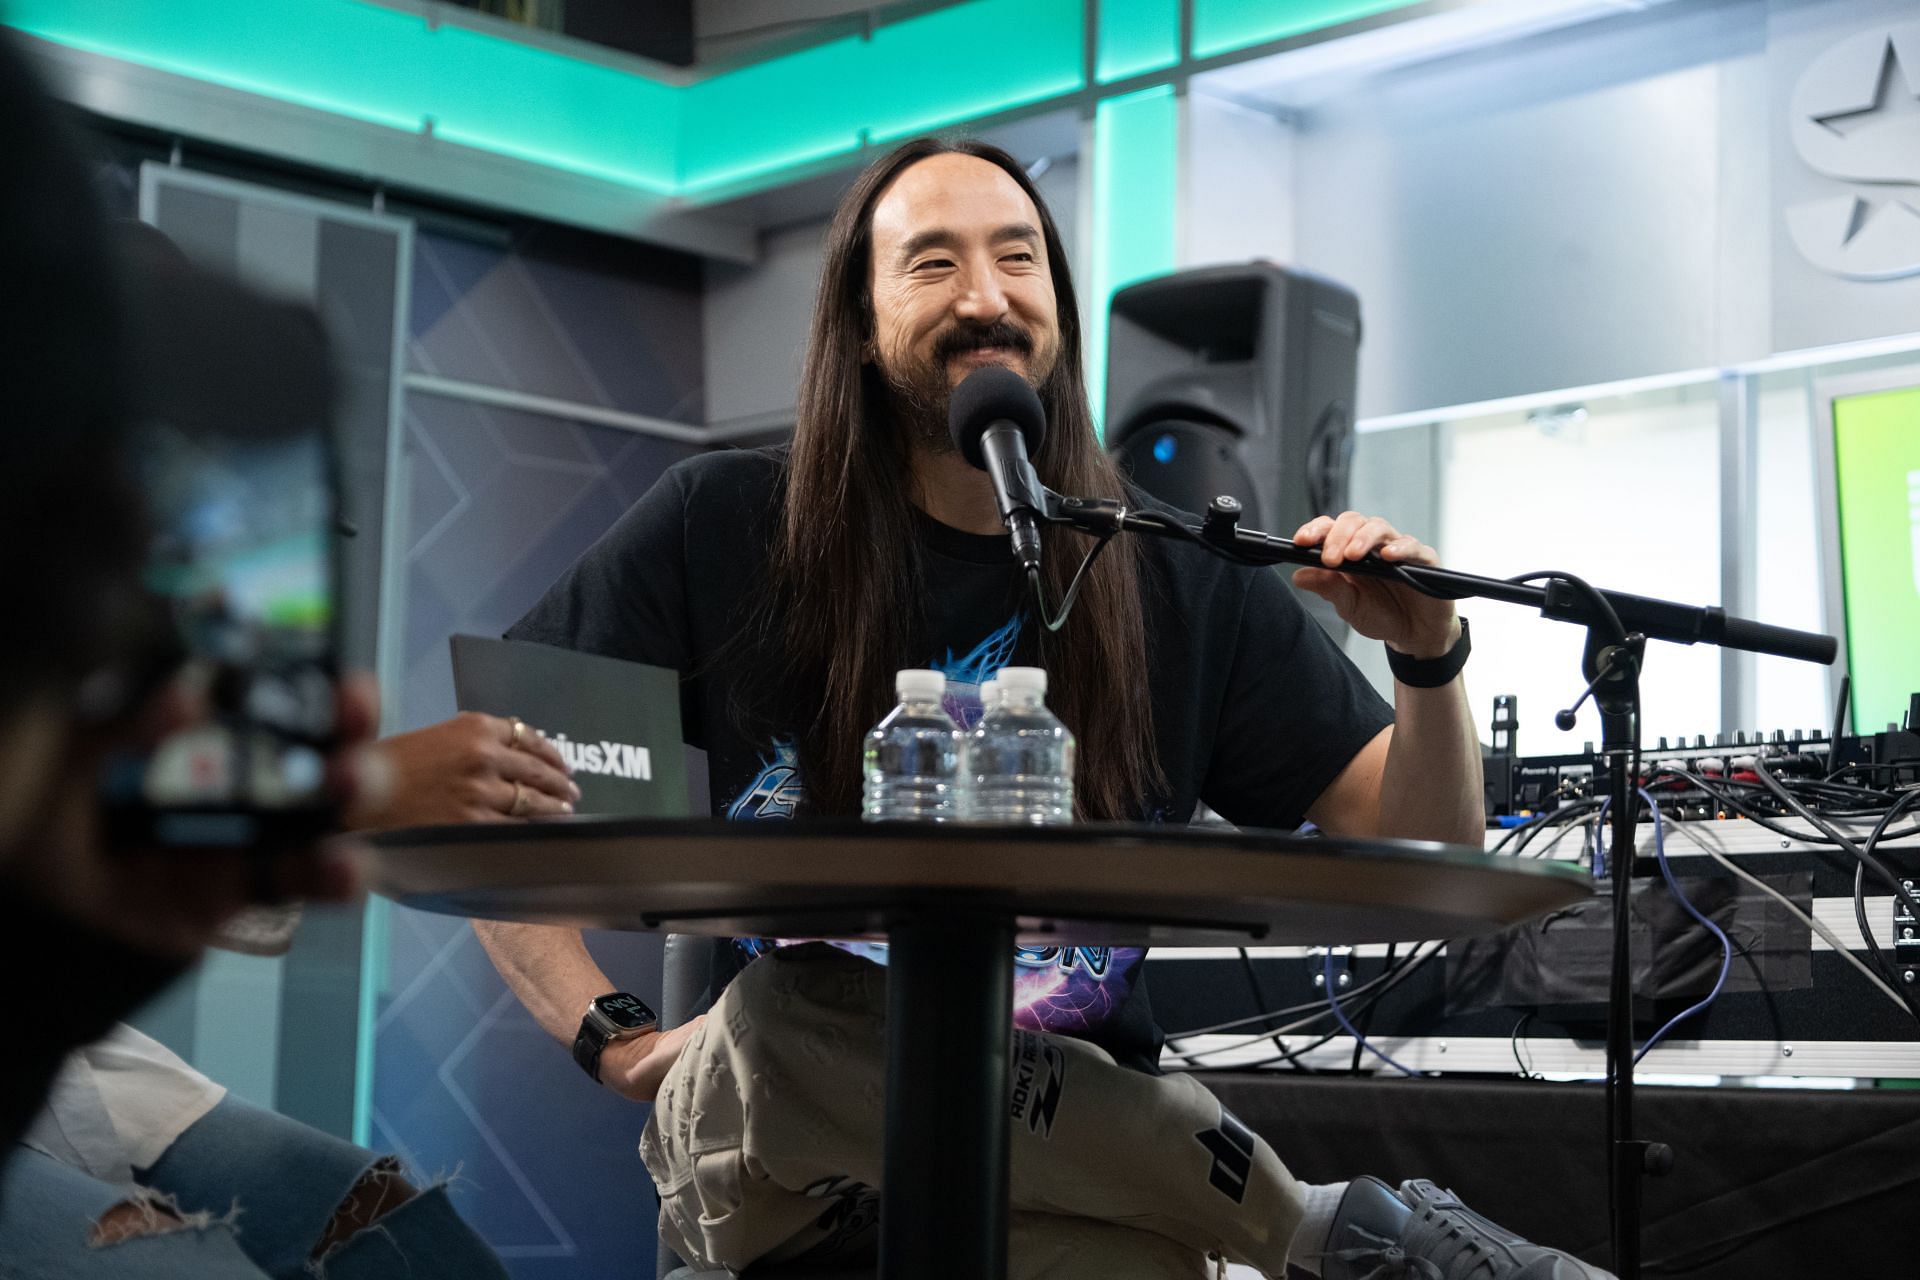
[103,419,340,845]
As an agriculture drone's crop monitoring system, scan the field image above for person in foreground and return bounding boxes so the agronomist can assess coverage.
[480,136,1613,1279]
[0,40,516,1277]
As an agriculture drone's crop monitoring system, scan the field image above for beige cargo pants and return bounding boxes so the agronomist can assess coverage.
[640,944,1306,1278]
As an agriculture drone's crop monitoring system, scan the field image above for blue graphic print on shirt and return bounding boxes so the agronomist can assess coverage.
[932,616,1021,729]
[726,741,804,819]
[724,614,1147,1039]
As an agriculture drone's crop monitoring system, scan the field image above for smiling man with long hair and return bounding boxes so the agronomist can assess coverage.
[486,138,1611,1280]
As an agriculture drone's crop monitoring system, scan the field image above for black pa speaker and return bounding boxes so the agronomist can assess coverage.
[1106,262,1361,637]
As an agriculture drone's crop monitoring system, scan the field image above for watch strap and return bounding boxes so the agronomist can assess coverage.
[1385,617,1471,689]
[571,1019,607,1081]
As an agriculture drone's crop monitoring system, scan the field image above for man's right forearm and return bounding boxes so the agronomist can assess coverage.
[471,919,617,1045]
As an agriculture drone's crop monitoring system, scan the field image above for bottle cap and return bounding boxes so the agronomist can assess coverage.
[895,669,946,700]
[996,666,1048,695]
[979,678,1001,709]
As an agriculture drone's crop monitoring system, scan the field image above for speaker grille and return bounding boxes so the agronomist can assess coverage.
[1112,420,1262,526]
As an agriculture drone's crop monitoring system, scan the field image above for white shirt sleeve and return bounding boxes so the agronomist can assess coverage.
[18,1023,227,1183]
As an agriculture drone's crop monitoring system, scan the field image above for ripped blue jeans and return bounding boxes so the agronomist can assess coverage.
[0,1096,508,1280]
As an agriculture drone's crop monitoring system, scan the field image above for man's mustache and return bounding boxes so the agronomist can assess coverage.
[933,321,1033,362]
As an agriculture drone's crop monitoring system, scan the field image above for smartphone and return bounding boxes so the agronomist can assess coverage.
[97,419,341,848]
[98,249,342,850]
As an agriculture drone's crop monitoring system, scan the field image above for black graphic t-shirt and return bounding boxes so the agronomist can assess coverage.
[508,446,1392,1073]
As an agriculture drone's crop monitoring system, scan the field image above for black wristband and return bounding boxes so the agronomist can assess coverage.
[571,1023,606,1081]
[1386,617,1470,688]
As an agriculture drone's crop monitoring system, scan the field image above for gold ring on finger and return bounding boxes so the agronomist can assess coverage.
[510,781,528,817]
[508,716,526,750]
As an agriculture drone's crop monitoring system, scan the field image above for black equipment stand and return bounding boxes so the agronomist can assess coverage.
[1042,490,1836,1279]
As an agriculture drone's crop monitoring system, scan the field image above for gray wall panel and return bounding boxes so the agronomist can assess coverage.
[235,200,319,304]
[704,218,826,426]
[150,181,238,277]
[1292,1,1765,418]
[316,217,403,676]
[1034,154,1081,278]
[409,229,705,423]
[1183,91,1294,270]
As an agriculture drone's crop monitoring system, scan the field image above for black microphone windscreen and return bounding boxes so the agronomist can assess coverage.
[948,364,1046,471]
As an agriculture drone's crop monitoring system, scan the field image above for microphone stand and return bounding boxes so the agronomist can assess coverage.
[1040,491,1835,1279]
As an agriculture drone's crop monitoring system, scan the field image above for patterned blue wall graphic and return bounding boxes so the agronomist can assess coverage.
[374,227,703,1279]
[409,227,705,422]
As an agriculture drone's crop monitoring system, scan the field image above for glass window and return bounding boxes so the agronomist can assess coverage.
[1752,367,1829,736]
[1436,380,1722,751]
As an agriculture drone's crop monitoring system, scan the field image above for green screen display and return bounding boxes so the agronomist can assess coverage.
[1832,385,1920,733]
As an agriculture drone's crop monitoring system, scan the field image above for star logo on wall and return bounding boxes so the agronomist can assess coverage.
[1786,22,1920,281]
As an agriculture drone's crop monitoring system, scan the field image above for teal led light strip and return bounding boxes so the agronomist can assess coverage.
[1087,85,1179,433]
[6,0,1419,200]
[1097,0,1181,84]
[352,895,390,1148]
[4,0,683,190]
[4,0,1084,198]
[678,0,1083,194]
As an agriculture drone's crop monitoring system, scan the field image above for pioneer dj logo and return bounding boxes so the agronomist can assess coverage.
[548,732,652,781]
[1786,23,1920,280]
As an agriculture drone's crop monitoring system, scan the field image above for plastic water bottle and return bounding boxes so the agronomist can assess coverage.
[967,666,1074,825]
[862,669,964,822]
[978,676,1002,718]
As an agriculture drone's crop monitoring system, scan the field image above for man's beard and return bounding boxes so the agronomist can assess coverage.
[877,318,1056,455]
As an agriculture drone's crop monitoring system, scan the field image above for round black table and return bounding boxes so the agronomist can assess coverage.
[361,818,1593,1280]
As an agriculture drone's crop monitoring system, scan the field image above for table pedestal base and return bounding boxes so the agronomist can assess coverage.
[881,910,1015,1280]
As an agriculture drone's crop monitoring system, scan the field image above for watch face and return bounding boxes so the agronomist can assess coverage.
[597,993,655,1030]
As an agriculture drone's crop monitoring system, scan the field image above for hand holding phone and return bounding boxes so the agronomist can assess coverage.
[4,674,376,959]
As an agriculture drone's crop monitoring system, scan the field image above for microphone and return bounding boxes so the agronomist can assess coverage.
[948,365,1049,573]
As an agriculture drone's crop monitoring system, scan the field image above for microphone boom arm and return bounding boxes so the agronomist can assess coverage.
[1041,491,1835,666]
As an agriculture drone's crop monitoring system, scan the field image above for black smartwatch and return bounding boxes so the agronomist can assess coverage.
[572,992,658,1083]
[1385,617,1471,689]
